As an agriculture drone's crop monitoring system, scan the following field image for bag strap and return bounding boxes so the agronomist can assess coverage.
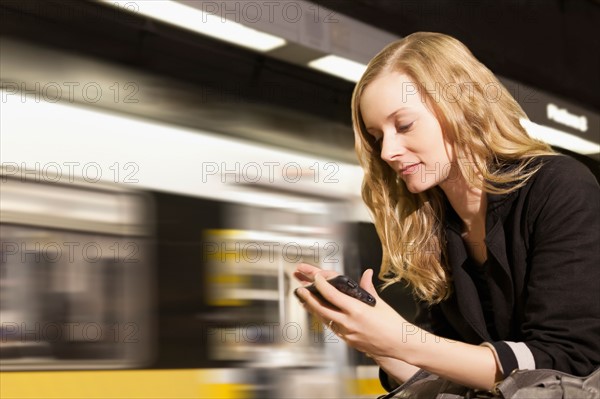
[377,369,432,399]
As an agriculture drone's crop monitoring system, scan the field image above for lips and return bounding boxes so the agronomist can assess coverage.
[401,163,421,175]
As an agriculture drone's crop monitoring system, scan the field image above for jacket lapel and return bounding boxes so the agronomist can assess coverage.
[443,204,491,342]
[441,190,519,342]
[484,193,516,338]
[444,226,491,341]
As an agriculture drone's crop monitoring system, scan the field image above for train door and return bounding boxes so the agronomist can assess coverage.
[203,200,351,398]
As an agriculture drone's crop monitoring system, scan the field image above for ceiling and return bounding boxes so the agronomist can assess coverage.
[2,1,598,112]
[0,0,597,159]
[311,0,600,111]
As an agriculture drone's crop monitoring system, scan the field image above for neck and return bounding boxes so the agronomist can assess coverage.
[439,171,486,233]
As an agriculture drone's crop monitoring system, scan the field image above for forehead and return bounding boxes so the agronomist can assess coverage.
[359,72,426,126]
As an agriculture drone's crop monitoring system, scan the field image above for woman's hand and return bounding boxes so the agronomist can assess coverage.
[293,263,409,359]
[294,264,502,390]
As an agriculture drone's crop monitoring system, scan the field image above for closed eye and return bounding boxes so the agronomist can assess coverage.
[397,121,414,133]
[369,121,413,144]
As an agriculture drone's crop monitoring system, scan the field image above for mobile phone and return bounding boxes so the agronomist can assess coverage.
[295,275,376,307]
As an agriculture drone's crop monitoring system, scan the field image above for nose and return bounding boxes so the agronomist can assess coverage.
[380,134,405,165]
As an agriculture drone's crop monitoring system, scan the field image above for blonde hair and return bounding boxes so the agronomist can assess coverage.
[351,32,555,304]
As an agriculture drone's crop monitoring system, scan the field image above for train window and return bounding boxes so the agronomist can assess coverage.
[0,174,153,370]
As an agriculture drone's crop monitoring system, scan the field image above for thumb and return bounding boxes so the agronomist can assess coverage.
[360,269,380,299]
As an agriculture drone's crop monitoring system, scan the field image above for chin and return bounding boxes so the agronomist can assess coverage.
[404,183,427,194]
[403,178,438,194]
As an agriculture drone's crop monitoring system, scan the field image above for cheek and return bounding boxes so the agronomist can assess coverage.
[434,126,454,163]
[442,140,455,163]
[417,119,447,154]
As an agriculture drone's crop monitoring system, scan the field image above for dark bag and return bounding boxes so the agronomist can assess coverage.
[378,367,600,399]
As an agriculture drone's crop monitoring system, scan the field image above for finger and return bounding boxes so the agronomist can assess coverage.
[359,269,381,300]
[295,286,342,323]
[295,285,339,311]
[296,262,322,276]
[294,263,338,282]
[294,263,321,283]
[293,270,314,284]
[312,273,353,312]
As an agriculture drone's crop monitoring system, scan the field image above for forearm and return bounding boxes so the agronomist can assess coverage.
[371,355,421,387]
[399,327,502,391]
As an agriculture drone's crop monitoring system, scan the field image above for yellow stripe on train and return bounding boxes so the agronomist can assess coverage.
[0,369,252,399]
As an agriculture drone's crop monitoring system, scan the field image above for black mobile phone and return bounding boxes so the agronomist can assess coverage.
[295,275,376,307]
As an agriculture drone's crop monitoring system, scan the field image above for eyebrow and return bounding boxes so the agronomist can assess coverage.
[365,107,412,131]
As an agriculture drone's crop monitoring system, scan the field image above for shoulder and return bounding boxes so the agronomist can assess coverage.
[525,154,599,196]
[522,154,600,222]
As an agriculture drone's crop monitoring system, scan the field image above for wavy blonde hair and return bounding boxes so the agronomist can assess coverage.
[352,32,555,304]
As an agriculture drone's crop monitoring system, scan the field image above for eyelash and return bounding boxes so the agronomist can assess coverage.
[373,122,414,143]
[396,122,414,133]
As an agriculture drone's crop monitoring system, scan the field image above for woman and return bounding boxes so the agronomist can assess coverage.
[294,32,599,395]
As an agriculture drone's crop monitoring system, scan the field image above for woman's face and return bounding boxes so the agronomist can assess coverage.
[360,71,457,193]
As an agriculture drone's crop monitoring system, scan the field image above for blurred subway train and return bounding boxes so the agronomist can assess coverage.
[0,36,401,399]
[1,33,599,399]
[0,158,381,399]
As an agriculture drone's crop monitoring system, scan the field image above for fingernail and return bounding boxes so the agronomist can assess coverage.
[294,287,306,300]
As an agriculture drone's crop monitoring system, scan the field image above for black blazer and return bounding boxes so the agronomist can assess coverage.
[381,155,600,390]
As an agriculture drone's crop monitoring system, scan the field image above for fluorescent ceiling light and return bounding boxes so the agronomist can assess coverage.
[100,0,286,52]
[520,119,599,155]
[308,55,367,82]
